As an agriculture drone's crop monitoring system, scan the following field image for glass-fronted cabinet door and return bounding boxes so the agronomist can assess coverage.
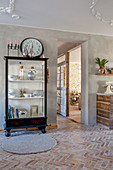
[4,56,48,136]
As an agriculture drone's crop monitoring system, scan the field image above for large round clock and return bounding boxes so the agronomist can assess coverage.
[20,37,44,58]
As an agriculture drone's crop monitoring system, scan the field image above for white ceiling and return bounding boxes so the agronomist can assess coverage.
[0,0,113,36]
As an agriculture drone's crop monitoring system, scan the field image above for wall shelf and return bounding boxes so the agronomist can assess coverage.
[96,73,113,76]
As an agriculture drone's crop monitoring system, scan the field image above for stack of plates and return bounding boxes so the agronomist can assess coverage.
[8,89,20,98]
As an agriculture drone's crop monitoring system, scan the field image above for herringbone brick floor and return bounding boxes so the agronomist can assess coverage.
[0,115,113,170]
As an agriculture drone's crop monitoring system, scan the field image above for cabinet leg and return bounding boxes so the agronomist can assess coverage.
[5,130,11,137]
[42,127,46,133]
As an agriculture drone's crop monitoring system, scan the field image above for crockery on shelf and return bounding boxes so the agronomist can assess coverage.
[28,66,38,80]
[8,88,15,93]
[33,90,43,97]
[23,93,31,98]
[8,88,20,98]
[29,93,34,97]
[19,110,28,118]
[33,90,40,96]
[8,75,18,81]
[8,94,15,98]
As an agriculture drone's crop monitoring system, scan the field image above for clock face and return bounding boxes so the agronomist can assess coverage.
[20,38,44,58]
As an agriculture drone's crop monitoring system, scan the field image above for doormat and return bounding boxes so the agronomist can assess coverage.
[2,134,57,154]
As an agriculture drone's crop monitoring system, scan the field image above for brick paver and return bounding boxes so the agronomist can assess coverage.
[0,115,113,170]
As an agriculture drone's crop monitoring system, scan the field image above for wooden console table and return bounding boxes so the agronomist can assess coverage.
[96,93,113,129]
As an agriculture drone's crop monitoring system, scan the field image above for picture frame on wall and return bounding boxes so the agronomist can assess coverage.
[30,105,38,117]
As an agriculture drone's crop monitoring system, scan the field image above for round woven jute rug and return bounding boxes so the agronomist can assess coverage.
[2,134,57,154]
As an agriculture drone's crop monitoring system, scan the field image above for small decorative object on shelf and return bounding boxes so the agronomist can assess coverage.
[28,66,37,80]
[95,57,109,74]
[30,105,38,117]
[104,81,113,94]
[20,88,24,97]
[41,54,45,58]
[111,68,113,74]
[19,109,28,118]
[20,37,44,58]
[106,67,111,74]
[7,40,20,56]
[18,63,24,80]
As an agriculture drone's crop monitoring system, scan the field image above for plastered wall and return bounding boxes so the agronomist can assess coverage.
[0,24,113,127]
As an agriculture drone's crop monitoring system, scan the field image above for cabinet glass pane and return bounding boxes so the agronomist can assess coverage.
[8,59,45,119]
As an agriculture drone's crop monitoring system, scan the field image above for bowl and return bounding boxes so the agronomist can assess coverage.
[8,75,18,81]
[8,88,15,93]
[23,93,30,98]
[33,90,43,96]
[33,90,40,96]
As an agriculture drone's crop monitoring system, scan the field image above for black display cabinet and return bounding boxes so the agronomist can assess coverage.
[4,56,48,136]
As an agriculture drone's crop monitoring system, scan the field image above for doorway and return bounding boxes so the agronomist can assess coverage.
[57,42,81,123]
[57,40,88,125]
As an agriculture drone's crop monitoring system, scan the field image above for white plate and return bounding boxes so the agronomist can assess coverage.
[8,75,18,81]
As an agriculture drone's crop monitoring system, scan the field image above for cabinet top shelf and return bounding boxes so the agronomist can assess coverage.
[4,56,48,61]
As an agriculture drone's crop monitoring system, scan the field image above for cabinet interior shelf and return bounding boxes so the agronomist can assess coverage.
[8,79,44,83]
[8,96,44,100]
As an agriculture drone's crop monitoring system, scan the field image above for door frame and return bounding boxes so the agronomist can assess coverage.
[57,41,88,125]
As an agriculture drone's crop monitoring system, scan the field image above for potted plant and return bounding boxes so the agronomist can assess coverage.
[95,57,109,74]
[111,68,113,74]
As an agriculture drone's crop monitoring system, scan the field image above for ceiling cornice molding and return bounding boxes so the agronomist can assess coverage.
[90,0,113,26]
[0,0,20,19]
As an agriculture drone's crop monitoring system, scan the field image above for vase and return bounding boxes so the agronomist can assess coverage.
[98,66,106,74]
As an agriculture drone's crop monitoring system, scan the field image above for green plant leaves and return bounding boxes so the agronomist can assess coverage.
[96,57,101,66]
[95,57,109,67]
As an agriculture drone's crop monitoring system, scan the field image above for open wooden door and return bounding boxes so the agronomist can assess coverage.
[57,53,69,117]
